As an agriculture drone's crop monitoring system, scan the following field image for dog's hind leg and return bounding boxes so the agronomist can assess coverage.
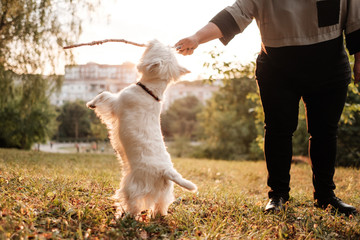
[154,181,174,216]
[126,199,141,216]
[112,189,127,219]
[117,169,154,216]
[114,187,142,217]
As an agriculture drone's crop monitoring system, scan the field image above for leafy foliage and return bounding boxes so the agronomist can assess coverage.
[56,101,92,140]
[0,0,98,149]
[198,52,259,160]
[161,95,204,158]
[55,101,108,141]
[198,76,259,160]
[89,111,109,142]
[161,95,203,140]
[0,0,96,74]
[0,68,58,149]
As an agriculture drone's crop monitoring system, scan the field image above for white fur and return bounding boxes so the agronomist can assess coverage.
[86,39,197,217]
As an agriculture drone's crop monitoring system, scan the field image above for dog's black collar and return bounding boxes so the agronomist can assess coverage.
[136,82,161,102]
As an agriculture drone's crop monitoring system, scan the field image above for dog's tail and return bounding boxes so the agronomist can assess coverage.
[164,169,197,192]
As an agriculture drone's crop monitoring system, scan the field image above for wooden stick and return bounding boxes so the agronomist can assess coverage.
[63,39,147,49]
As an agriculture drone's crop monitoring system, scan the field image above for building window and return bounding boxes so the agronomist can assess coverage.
[90,84,97,91]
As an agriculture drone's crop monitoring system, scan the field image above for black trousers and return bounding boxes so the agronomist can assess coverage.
[255,37,351,200]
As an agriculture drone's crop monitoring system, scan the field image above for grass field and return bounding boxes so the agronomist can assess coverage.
[0,149,359,239]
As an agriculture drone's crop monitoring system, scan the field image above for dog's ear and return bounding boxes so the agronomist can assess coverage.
[171,66,190,81]
[146,58,163,73]
[179,66,190,76]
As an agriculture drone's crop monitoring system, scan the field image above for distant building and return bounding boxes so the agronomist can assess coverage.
[163,81,219,110]
[51,62,219,110]
[51,62,138,106]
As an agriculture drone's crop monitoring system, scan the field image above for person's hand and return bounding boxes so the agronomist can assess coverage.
[175,22,223,56]
[175,35,199,56]
[354,52,360,84]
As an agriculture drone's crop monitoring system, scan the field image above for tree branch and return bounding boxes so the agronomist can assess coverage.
[63,39,147,49]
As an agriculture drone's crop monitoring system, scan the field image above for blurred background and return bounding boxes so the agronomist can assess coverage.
[1,0,359,167]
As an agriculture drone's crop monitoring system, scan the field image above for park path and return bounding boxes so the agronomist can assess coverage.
[36,142,111,154]
[36,142,92,153]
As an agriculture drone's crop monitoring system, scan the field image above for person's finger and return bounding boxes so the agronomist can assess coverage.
[177,38,197,49]
[175,40,184,50]
[187,48,195,55]
[177,46,190,55]
[181,47,195,56]
[178,49,187,55]
[175,39,190,51]
[177,49,187,56]
[175,38,197,55]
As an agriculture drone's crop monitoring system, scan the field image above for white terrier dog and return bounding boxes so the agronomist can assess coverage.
[86,39,197,217]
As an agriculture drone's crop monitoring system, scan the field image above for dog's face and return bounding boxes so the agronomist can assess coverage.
[137,39,190,82]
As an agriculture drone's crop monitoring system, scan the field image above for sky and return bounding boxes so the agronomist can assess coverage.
[65,0,262,80]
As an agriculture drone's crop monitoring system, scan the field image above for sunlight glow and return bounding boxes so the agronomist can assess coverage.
[64,0,261,80]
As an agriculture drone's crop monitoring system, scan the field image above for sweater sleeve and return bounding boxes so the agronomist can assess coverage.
[209,0,255,46]
[210,9,241,46]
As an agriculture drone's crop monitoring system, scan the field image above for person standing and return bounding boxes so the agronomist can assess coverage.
[176,0,359,215]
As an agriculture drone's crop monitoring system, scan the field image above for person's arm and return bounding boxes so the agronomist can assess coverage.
[354,52,360,84]
[176,1,254,56]
[175,22,223,56]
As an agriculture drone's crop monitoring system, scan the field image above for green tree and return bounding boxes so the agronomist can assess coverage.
[198,51,259,160]
[0,68,59,149]
[0,0,95,73]
[56,101,91,140]
[161,95,204,158]
[161,95,203,140]
[55,101,108,142]
[198,76,258,160]
[90,113,109,142]
[0,0,98,149]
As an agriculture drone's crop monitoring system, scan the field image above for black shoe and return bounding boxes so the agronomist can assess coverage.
[315,196,358,216]
[265,197,287,212]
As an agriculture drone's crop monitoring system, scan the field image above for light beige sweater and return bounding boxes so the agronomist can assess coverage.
[225,0,360,47]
